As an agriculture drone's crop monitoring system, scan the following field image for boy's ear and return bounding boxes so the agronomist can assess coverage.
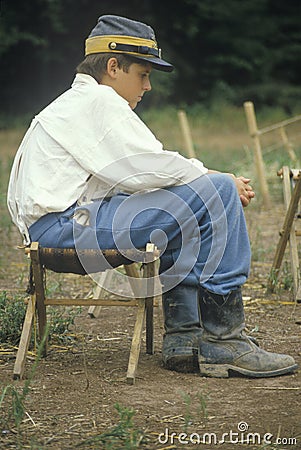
[106,57,119,79]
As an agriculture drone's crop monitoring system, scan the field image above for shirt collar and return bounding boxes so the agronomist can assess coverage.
[71,72,130,107]
[71,73,99,87]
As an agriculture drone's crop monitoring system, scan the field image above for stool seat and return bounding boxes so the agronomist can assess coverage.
[35,246,154,275]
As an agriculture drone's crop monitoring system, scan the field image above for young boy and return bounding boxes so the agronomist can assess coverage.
[7,15,297,378]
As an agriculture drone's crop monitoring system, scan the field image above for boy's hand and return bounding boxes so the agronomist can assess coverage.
[234,176,255,207]
[207,170,255,207]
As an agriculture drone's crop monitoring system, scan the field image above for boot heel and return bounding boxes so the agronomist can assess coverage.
[198,362,230,378]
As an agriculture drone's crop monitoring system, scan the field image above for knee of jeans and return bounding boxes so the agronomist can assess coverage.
[207,173,237,196]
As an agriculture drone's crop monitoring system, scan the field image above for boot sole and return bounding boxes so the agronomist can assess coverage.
[199,362,299,378]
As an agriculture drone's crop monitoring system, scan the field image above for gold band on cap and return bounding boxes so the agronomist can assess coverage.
[85,34,158,56]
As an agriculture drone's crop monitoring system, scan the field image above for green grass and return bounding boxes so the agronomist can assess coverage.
[0,158,13,231]
[75,403,145,449]
[0,290,81,347]
[0,291,27,345]
[0,326,48,443]
[179,390,209,433]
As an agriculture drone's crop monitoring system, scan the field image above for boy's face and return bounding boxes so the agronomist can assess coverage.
[103,58,152,109]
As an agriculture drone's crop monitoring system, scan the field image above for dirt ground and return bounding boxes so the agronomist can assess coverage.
[0,205,300,449]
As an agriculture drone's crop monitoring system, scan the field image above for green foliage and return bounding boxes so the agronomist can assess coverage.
[0,383,29,433]
[0,291,27,345]
[76,403,145,449]
[1,0,301,115]
[0,0,64,57]
[235,83,301,115]
[152,0,301,107]
[48,306,82,343]
[281,261,294,292]
[0,290,81,346]
[0,326,48,435]
[267,263,294,294]
[0,157,13,231]
[179,390,208,433]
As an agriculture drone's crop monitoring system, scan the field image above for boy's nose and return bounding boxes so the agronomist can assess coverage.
[144,79,152,91]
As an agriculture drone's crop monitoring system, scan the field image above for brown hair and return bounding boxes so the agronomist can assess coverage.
[76,53,144,83]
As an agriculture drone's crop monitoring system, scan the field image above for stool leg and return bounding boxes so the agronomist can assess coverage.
[126,298,145,384]
[13,295,36,380]
[125,258,156,383]
[124,264,144,384]
[30,243,48,356]
[144,261,154,355]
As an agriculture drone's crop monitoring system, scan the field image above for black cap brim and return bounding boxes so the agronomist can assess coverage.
[132,55,174,72]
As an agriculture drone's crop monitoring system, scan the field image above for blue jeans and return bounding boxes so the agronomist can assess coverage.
[29,174,251,295]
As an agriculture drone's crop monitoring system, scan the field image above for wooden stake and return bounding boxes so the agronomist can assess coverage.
[281,166,300,299]
[268,170,301,293]
[244,101,271,208]
[177,110,196,159]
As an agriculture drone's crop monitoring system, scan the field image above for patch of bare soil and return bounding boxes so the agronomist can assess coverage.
[0,206,300,449]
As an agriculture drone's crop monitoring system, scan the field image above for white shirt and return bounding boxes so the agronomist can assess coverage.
[7,73,208,244]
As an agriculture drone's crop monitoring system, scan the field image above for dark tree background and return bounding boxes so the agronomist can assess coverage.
[0,0,301,120]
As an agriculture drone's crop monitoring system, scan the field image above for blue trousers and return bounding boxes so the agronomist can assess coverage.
[29,174,251,295]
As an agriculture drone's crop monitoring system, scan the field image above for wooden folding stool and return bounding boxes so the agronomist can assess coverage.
[14,242,160,384]
[268,166,301,301]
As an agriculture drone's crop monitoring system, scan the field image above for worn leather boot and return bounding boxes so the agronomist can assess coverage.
[162,285,202,372]
[198,287,298,378]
